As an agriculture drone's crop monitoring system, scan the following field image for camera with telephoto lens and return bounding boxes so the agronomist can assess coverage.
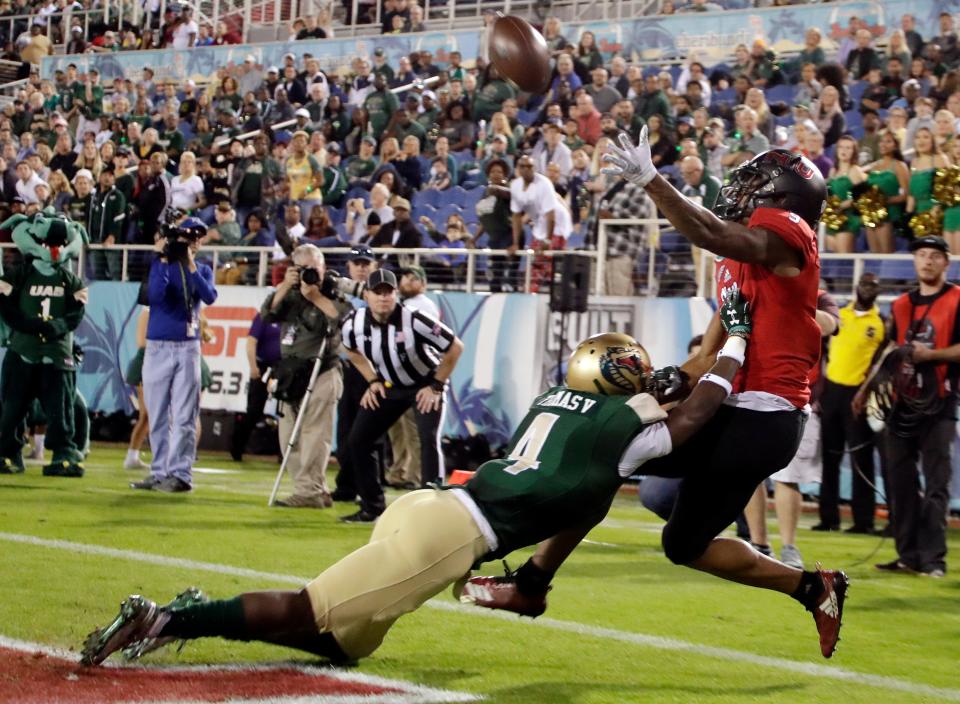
[299,266,367,299]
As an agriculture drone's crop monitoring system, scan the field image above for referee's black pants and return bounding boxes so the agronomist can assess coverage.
[347,386,444,516]
[881,419,953,573]
[333,363,368,500]
[819,379,877,530]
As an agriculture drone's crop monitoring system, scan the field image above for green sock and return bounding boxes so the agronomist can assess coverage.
[160,596,248,640]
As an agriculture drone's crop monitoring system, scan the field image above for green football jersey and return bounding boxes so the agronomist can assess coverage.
[461,387,666,560]
[0,267,86,370]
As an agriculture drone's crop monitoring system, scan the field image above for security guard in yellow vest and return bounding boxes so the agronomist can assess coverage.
[815,273,884,533]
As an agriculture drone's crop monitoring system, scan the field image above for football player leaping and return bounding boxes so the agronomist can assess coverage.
[82,294,756,667]
[466,131,848,659]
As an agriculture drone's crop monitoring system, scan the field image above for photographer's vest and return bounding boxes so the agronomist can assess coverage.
[891,283,960,398]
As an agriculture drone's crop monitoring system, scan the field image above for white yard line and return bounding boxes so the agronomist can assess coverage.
[0,634,479,704]
[1,531,957,701]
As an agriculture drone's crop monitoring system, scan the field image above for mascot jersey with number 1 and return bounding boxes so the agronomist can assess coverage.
[0,210,89,476]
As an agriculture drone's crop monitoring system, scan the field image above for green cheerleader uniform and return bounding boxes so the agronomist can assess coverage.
[945,205,960,232]
[126,347,213,391]
[827,175,862,233]
[908,168,936,214]
[867,169,904,224]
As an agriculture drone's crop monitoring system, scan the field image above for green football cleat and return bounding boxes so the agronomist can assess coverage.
[42,461,83,477]
[0,457,25,474]
[122,587,208,661]
[81,595,167,666]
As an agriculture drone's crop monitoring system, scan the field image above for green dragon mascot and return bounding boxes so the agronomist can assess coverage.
[0,209,89,476]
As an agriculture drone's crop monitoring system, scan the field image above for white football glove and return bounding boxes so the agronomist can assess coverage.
[600,128,658,188]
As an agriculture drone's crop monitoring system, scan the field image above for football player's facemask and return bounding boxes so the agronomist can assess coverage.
[714,149,827,228]
[566,332,653,396]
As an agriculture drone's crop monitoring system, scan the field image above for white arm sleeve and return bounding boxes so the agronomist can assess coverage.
[616,422,673,478]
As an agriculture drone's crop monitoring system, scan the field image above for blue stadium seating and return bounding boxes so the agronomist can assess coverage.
[412,189,442,209]
[764,84,793,105]
[848,81,868,104]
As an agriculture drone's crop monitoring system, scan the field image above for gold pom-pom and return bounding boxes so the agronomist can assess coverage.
[855,185,888,229]
[823,195,848,232]
[933,166,960,207]
[909,206,944,238]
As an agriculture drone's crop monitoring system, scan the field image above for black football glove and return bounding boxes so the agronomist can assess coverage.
[720,288,752,339]
[642,365,689,403]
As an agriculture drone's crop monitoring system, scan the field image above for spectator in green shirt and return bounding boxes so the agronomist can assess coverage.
[415,90,440,133]
[88,167,127,281]
[345,136,379,185]
[385,107,427,149]
[746,38,776,88]
[472,65,516,123]
[371,48,395,83]
[363,73,400,138]
[322,144,348,207]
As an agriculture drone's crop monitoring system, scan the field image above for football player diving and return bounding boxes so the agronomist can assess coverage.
[465,130,848,659]
[82,292,753,667]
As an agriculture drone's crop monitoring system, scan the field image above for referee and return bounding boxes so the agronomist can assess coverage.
[339,269,464,523]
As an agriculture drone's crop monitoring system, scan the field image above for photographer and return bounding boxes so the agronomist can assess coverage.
[339,269,464,523]
[130,222,217,494]
[261,244,352,509]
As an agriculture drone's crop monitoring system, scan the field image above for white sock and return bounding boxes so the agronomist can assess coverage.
[34,434,45,454]
[126,448,140,462]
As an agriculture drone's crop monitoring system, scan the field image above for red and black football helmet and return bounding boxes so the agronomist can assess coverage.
[714,149,827,228]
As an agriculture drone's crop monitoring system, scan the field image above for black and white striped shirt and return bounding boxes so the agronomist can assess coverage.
[340,303,456,388]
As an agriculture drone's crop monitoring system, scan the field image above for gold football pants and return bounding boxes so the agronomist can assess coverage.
[305,489,488,659]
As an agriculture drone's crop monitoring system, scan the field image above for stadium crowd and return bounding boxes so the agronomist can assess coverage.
[0,6,956,293]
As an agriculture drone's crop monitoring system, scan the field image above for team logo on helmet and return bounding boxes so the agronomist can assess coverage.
[599,346,646,393]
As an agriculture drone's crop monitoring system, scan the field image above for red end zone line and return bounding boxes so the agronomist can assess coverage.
[0,636,480,704]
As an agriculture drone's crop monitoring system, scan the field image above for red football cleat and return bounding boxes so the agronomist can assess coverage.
[459,575,550,618]
[810,563,849,658]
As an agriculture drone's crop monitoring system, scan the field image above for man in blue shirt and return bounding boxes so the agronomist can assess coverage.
[131,224,217,493]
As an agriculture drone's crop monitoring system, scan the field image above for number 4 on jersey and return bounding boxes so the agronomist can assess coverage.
[503,413,559,475]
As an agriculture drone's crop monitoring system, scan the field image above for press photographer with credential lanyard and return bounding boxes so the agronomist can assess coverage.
[131,221,217,494]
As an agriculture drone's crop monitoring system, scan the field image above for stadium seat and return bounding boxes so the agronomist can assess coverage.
[764,84,793,105]
[463,187,485,213]
[848,81,868,104]
[447,186,469,208]
[878,259,916,280]
[412,204,438,224]
[412,189,442,209]
[658,230,689,254]
[327,206,345,225]
[435,203,464,225]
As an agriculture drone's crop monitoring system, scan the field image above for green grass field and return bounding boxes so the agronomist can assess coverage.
[1,445,959,703]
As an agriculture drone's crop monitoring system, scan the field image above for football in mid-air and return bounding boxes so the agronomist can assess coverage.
[488,15,551,93]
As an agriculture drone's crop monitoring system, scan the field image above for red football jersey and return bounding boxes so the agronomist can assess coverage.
[714,207,821,408]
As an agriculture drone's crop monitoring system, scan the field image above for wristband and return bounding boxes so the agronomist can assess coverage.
[428,377,445,393]
[717,336,747,365]
[699,373,732,397]
[367,378,383,387]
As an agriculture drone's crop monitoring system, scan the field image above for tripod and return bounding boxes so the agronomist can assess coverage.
[267,339,328,506]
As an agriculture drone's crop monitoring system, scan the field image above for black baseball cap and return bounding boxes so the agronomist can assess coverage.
[909,235,950,255]
[367,269,397,290]
[348,245,374,262]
